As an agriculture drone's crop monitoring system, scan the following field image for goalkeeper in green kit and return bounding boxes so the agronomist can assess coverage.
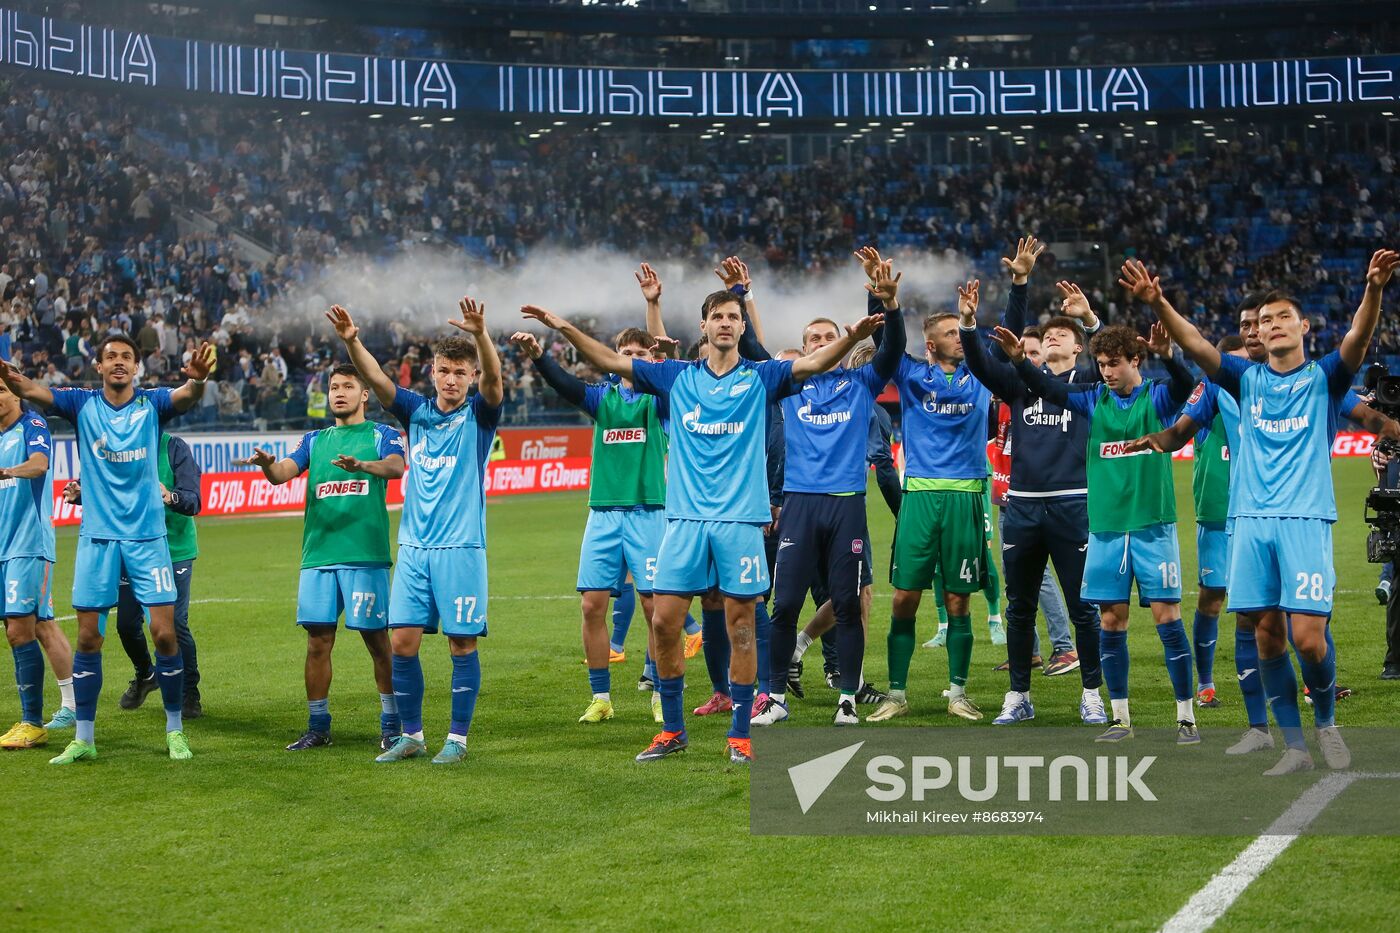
[238,364,407,751]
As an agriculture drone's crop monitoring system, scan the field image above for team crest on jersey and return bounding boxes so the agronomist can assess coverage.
[729,380,754,397]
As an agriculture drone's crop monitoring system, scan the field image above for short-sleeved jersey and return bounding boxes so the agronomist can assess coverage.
[289,421,405,568]
[891,356,992,480]
[1215,351,1352,522]
[49,387,175,539]
[631,357,798,522]
[0,411,54,561]
[781,364,887,494]
[389,388,500,548]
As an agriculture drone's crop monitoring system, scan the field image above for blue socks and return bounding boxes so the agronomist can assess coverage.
[754,601,771,695]
[155,652,185,733]
[1260,652,1304,749]
[73,650,101,743]
[1298,639,1337,728]
[701,608,730,695]
[391,654,425,736]
[1156,619,1194,702]
[1235,627,1268,728]
[610,584,636,653]
[12,640,42,725]
[1100,629,1129,700]
[308,697,331,734]
[683,613,700,637]
[379,692,400,734]
[587,666,610,697]
[449,652,480,739]
[657,675,685,734]
[728,681,755,740]
[1192,610,1218,688]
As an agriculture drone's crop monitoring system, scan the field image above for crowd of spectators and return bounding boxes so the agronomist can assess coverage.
[0,74,1396,431]
[57,0,1396,71]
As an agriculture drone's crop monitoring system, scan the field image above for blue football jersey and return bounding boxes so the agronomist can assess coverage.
[781,364,886,494]
[631,357,798,522]
[0,411,55,561]
[1215,352,1352,522]
[50,387,175,539]
[389,388,500,548]
[1183,379,1241,455]
[891,356,991,480]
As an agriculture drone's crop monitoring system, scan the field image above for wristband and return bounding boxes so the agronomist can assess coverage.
[193,377,208,385]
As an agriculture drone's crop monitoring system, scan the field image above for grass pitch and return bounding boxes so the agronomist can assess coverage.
[2,459,1397,931]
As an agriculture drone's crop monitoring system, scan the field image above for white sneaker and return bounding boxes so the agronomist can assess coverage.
[1079,689,1108,725]
[750,695,789,726]
[923,625,949,649]
[866,698,910,722]
[1225,727,1275,756]
[1317,725,1351,769]
[1263,746,1316,776]
[833,699,859,726]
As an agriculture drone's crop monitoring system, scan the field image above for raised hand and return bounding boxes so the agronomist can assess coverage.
[854,246,884,282]
[713,256,746,289]
[649,335,681,358]
[635,263,662,303]
[331,454,366,474]
[1367,249,1400,289]
[1001,236,1046,283]
[845,315,887,341]
[62,480,80,504]
[1140,321,1172,357]
[233,447,277,468]
[326,304,359,342]
[956,279,980,325]
[1056,281,1093,320]
[520,305,567,331]
[448,296,486,336]
[991,325,1025,363]
[1118,259,1163,305]
[182,341,216,381]
[510,331,544,360]
[865,259,902,306]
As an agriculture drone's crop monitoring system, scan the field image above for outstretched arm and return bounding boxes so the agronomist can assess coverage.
[448,297,503,408]
[521,306,634,380]
[792,315,885,381]
[332,452,406,480]
[864,258,906,379]
[960,281,1027,401]
[0,364,54,410]
[1123,413,1202,455]
[170,342,216,412]
[1341,249,1400,373]
[994,326,1097,415]
[1139,321,1196,406]
[516,332,592,412]
[717,257,763,346]
[234,447,301,485]
[1349,400,1400,443]
[636,262,672,350]
[0,451,48,480]
[992,235,1046,361]
[327,305,396,407]
[1119,259,1220,376]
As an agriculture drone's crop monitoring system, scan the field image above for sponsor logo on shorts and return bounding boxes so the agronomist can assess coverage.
[1098,441,1150,459]
[316,479,370,499]
[851,539,864,554]
[602,427,647,444]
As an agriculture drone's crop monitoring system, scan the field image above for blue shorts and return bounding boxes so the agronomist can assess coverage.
[389,545,488,637]
[577,508,665,595]
[653,519,768,599]
[1197,523,1231,590]
[73,537,175,612]
[1228,516,1335,616]
[1081,523,1182,605]
[2,557,53,621]
[297,566,391,630]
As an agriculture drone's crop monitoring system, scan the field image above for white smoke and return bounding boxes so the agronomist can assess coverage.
[267,244,970,350]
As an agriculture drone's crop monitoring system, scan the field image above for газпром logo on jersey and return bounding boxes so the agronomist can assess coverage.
[681,405,743,435]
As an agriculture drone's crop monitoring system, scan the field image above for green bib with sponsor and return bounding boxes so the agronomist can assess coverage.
[157,434,198,562]
[1192,412,1231,524]
[302,421,391,569]
[1086,383,1175,533]
[588,385,667,508]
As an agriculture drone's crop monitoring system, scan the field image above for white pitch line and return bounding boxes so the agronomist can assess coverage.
[51,597,264,623]
[1159,771,1399,933]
